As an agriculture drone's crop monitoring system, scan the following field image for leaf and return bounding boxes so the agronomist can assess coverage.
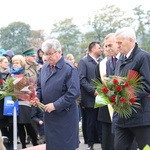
[143,145,150,150]
[94,95,110,108]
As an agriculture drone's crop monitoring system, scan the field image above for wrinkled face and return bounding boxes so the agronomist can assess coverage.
[0,58,9,70]
[115,35,132,55]
[12,60,22,70]
[105,36,118,57]
[45,49,62,65]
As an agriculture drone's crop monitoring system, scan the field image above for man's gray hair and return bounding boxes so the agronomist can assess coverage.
[115,27,136,42]
[104,33,115,41]
[42,39,62,53]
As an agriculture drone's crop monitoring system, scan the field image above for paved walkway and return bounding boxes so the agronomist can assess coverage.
[19,127,102,150]
[21,139,101,150]
[21,140,101,150]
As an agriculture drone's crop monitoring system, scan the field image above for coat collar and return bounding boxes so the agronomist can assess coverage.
[119,43,139,63]
[87,54,98,64]
[45,56,65,71]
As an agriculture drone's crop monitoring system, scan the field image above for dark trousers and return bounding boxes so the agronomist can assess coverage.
[1,126,13,148]
[115,125,150,150]
[85,108,102,147]
[18,124,38,148]
[81,107,87,144]
[102,122,114,150]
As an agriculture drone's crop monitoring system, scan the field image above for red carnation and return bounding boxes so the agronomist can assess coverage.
[110,95,116,102]
[115,85,122,92]
[8,74,12,77]
[124,82,130,87]
[0,80,4,84]
[120,97,126,103]
[101,87,109,93]
[129,98,135,104]
[113,78,119,84]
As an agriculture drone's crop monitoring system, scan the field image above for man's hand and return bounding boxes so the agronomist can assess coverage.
[44,103,56,113]
[30,97,39,107]
[94,90,99,96]
[39,120,44,125]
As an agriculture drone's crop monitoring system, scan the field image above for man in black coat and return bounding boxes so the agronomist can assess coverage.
[78,42,102,150]
[114,27,150,150]
[96,33,119,150]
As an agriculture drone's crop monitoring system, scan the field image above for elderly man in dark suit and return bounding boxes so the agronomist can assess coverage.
[78,41,102,150]
[35,39,80,150]
[96,33,119,150]
[114,27,150,150]
[96,33,137,150]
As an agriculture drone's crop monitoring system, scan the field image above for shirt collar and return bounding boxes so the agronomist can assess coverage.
[126,48,134,58]
[89,54,99,64]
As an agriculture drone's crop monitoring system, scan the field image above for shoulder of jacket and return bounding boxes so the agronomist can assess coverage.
[65,61,75,69]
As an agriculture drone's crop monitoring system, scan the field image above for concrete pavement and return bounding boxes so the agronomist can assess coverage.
[21,139,101,150]
[19,127,102,150]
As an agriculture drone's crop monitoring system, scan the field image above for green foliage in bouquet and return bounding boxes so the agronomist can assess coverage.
[0,76,16,101]
[93,70,142,119]
[143,145,150,150]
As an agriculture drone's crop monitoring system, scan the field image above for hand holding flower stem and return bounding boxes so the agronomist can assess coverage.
[30,97,45,111]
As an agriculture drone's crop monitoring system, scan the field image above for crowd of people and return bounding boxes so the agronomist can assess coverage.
[0,48,45,149]
[0,26,150,150]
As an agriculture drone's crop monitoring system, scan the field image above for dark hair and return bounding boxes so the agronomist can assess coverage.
[88,42,100,52]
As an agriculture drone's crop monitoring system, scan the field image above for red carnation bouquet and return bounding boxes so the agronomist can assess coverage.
[0,74,44,111]
[93,70,142,119]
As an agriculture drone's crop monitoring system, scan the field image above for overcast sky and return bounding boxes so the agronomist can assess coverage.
[1,0,149,35]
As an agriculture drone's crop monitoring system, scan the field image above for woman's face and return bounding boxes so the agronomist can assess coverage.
[0,58,9,70]
[12,60,22,70]
[39,50,44,57]
[67,56,75,64]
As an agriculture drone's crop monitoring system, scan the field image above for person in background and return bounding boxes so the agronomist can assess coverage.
[23,48,40,144]
[96,41,111,79]
[66,53,82,122]
[11,55,38,149]
[42,55,47,64]
[0,130,6,150]
[114,27,150,150]
[23,48,40,81]
[3,50,15,70]
[31,106,45,144]
[66,53,78,67]
[32,39,80,150]
[78,41,102,150]
[0,56,13,150]
[36,47,44,67]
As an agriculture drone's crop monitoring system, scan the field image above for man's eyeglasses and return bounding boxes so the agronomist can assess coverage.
[46,51,57,56]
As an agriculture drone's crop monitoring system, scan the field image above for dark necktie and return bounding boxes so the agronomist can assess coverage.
[124,55,127,60]
[50,65,54,72]
[113,57,117,67]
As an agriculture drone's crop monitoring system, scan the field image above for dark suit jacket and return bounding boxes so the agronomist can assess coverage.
[78,55,100,108]
[115,43,150,128]
[106,57,116,77]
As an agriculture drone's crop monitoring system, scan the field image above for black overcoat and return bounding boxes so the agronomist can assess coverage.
[115,43,150,127]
